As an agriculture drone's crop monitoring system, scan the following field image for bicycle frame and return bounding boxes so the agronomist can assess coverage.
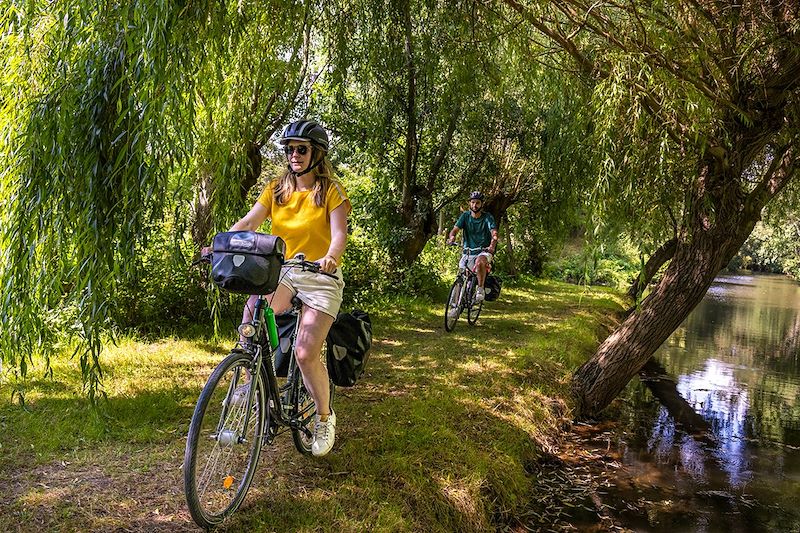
[457,249,489,309]
[225,296,311,445]
[456,266,478,310]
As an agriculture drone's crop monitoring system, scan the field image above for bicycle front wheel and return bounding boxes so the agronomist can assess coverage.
[184,351,267,529]
[444,276,464,332]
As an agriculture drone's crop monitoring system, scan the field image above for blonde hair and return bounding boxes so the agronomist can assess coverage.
[273,151,335,207]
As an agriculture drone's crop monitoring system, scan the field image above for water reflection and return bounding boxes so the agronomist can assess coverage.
[613,273,800,531]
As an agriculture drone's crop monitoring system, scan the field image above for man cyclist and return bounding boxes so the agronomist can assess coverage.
[446,191,498,305]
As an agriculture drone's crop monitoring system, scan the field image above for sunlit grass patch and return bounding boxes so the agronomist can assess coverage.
[0,277,624,532]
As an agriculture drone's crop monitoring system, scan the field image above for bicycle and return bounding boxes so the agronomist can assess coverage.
[183,255,335,529]
[444,246,489,331]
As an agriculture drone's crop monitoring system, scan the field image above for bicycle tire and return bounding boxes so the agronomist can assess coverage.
[444,276,464,332]
[184,351,267,528]
[290,348,334,454]
[467,297,483,325]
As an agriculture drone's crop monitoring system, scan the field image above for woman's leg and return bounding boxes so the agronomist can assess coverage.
[241,285,295,326]
[293,306,335,415]
[239,285,295,344]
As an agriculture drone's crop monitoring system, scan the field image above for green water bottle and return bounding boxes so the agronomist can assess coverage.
[265,307,279,350]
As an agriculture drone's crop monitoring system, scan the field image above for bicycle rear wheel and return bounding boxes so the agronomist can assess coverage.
[184,351,267,528]
[291,351,334,454]
[444,276,464,332]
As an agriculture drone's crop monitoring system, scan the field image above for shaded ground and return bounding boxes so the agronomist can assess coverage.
[1,279,628,532]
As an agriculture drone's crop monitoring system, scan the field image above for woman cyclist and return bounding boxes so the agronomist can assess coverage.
[226,120,350,457]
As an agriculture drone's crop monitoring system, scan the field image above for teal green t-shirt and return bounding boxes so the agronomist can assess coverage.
[455,211,496,251]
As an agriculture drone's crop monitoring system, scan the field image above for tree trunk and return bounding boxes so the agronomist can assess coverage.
[397,187,437,265]
[240,141,262,201]
[483,192,515,233]
[191,171,215,249]
[572,178,759,417]
[502,215,519,276]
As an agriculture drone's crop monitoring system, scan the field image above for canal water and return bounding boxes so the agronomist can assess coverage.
[589,273,800,531]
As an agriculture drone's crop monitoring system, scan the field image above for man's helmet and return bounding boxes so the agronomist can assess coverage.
[279,120,329,151]
[469,191,484,201]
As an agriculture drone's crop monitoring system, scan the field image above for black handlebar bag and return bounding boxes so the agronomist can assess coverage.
[211,231,286,294]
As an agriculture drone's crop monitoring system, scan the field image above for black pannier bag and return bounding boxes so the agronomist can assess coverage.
[484,275,502,302]
[211,231,286,295]
[326,310,372,387]
[271,311,297,378]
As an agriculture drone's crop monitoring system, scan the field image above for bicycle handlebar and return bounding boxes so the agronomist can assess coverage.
[446,242,491,254]
[192,253,339,279]
[282,257,340,279]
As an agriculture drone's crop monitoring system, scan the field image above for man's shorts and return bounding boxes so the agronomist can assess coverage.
[279,266,345,319]
[459,252,493,271]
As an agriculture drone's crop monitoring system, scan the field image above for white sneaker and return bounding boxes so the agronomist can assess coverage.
[474,287,485,303]
[312,410,336,457]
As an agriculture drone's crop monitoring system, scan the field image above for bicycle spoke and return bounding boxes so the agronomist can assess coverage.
[196,402,249,502]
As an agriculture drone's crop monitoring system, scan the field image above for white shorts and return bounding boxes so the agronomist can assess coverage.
[279,266,345,319]
[459,252,493,271]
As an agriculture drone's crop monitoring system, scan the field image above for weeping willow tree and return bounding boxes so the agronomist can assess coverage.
[497,0,800,416]
[321,0,512,266]
[188,1,320,248]
[0,0,318,399]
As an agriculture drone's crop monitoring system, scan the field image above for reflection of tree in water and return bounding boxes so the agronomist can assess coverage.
[782,312,800,357]
[678,359,752,487]
[661,274,800,378]
[612,276,800,529]
[654,274,800,452]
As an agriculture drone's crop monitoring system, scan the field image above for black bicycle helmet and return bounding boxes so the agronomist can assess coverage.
[469,191,484,201]
[279,120,329,151]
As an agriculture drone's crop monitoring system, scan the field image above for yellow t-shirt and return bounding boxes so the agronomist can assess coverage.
[256,179,350,261]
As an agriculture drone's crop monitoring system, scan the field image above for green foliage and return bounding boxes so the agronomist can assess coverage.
[0,0,199,399]
[0,0,314,396]
[545,237,639,290]
[4,0,800,399]
[729,220,800,277]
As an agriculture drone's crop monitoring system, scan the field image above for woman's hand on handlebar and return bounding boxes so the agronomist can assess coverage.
[318,254,338,274]
[192,245,213,266]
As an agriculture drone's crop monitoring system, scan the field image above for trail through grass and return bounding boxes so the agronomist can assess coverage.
[0,278,624,532]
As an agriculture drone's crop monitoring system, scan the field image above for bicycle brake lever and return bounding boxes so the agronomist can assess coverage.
[191,254,212,267]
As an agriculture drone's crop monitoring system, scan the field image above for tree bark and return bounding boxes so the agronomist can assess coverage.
[572,173,760,417]
[239,141,262,201]
[627,238,677,301]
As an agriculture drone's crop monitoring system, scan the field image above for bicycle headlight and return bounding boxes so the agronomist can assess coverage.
[237,323,256,338]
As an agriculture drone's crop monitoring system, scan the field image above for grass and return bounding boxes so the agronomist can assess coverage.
[0,278,625,532]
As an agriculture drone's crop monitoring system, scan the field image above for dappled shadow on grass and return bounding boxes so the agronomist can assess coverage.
[0,387,199,468]
[0,279,625,532]
[367,281,616,400]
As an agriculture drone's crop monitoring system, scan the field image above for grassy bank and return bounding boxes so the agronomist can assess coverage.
[0,278,624,532]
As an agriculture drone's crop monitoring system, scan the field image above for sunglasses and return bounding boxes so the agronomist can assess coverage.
[283,145,309,156]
